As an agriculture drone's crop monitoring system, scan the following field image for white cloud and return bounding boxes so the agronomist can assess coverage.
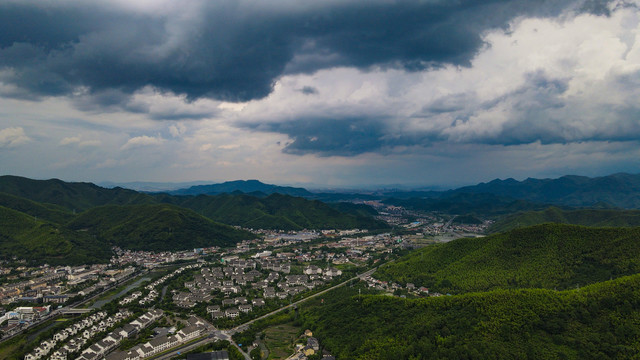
[234,4,640,151]
[60,136,101,147]
[59,136,81,146]
[95,159,119,169]
[120,135,165,150]
[169,123,186,138]
[0,127,30,148]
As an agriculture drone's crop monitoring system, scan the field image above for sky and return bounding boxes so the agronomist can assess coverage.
[2,0,640,189]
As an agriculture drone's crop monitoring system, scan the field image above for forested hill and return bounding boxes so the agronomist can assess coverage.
[383,192,548,217]
[301,274,640,359]
[0,192,75,224]
[66,204,254,252]
[0,201,254,264]
[489,207,640,233]
[0,176,387,231]
[375,224,640,294]
[0,175,153,211]
[154,193,388,230]
[0,206,111,265]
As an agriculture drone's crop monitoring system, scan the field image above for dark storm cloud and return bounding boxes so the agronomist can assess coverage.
[244,117,436,156]
[244,69,640,157]
[240,75,570,156]
[71,88,217,120]
[0,0,602,105]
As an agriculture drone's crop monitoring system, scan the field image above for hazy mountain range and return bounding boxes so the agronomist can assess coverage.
[0,175,388,264]
[160,172,640,209]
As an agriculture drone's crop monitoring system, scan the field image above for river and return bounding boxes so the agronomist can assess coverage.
[90,276,151,309]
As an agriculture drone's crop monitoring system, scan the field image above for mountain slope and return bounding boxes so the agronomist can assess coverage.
[0,206,110,264]
[375,224,640,293]
[156,193,389,230]
[383,192,549,217]
[489,207,640,233]
[327,202,379,217]
[0,192,74,224]
[67,204,255,251]
[0,175,154,211]
[302,274,640,359]
[1,176,386,231]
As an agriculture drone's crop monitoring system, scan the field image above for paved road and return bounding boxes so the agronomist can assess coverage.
[443,215,458,230]
[228,267,377,335]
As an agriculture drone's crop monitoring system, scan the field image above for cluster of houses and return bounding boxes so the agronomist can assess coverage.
[119,291,142,305]
[110,247,212,268]
[0,271,65,305]
[286,329,335,360]
[363,276,439,297]
[206,297,266,319]
[105,316,207,360]
[0,265,136,306]
[171,261,345,319]
[264,266,343,300]
[76,309,163,360]
[139,288,158,305]
[24,310,124,360]
[0,306,50,326]
[172,263,268,309]
[24,308,169,360]
[142,263,204,308]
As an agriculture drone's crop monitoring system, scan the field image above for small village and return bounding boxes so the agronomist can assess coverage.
[0,225,404,359]
[0,206,488,360]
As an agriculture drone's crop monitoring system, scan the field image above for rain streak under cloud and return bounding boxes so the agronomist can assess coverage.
[1,0,640,188]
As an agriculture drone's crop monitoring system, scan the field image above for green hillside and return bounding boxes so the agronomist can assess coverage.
[327,202,379,217]
[0,192,74,224]
[0,206,110,264]
[0,176,387,231]
[490,207,640,233]
[0,175,154,211]
[67,204,255,251]
[375,224,640,294]
[383,192,548,217]
[157,193,389,230]
[301,274,640,359]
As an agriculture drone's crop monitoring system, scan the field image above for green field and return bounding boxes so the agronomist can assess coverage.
[0,336,27,360]
[263,324,301,359]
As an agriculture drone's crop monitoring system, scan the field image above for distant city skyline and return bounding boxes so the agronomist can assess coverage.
[2,0,640,187]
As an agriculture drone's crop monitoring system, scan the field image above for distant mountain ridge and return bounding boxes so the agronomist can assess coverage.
[96,172,640,210]
[168,179,314,197]
[451,172,640,208]
[0,175,386,232]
